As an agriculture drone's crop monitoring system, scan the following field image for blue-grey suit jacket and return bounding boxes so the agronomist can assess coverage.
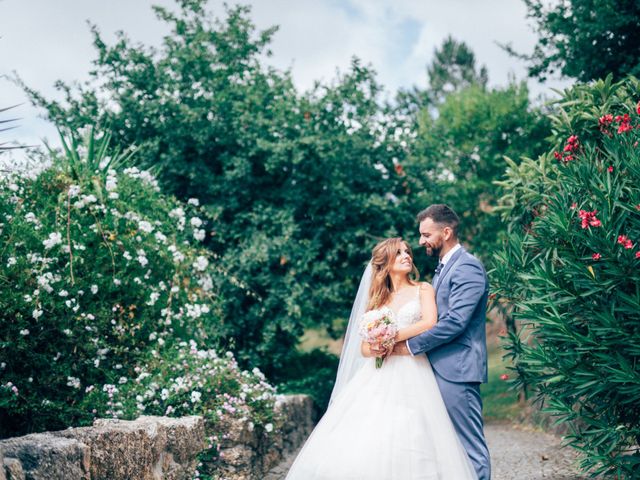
[407,247,488,384]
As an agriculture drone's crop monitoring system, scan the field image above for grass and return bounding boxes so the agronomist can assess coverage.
[298,326,343,355]
[481,346,522,422]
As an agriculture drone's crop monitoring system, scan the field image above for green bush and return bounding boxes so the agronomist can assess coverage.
[493,75,640,477]
[274,348,338,419]
[102,341,278,479]
[0,130,227,437]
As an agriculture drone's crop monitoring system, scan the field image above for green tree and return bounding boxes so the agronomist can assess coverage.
[506,0,640,82]
[393,36,488,126]
[405,82,550,256]
[21,1,412,377]
[426,36,488,104]
[493,75,640,477]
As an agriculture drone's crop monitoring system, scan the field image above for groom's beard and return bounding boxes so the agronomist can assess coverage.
[426,245,441,258]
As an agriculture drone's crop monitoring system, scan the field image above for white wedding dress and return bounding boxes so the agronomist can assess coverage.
[285,291,477,480]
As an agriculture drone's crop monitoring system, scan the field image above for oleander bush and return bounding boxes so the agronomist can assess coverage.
[493,75,640,477]
[0,129,242,437]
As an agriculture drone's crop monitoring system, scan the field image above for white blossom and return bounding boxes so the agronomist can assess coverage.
[193,229,205,241]
[169,207,185,219]
[198,274,213,292]
[105,176,118,192]
[147,292,160,306]
[67,376,81,389]
[137,249,148,267]
[68,185,81,198]
[193,256,209,271]
[172,250,185,263]
[138,220,153,233]
[43,232,63,250]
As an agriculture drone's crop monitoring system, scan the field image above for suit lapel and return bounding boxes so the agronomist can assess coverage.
[435,247,466,292]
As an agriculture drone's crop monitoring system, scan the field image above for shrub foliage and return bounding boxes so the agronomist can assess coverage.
[0,130,228,437]
[493,75,640,477]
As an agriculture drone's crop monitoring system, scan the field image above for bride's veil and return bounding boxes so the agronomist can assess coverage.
[329,261,372,405]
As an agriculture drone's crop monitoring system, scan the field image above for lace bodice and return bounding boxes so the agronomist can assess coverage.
[392,298,421,328]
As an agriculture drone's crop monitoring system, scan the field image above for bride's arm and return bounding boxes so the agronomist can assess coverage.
[393,283,437,342]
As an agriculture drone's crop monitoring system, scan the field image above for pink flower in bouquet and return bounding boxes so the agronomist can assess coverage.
[359,307,398,369]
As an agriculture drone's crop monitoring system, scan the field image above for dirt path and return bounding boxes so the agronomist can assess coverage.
[265,421,590,480]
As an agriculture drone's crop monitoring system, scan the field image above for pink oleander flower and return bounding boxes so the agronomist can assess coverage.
[359,306,398,369]
[617,235,634,249]
[578,209,601,229]
[555,135,580,163]
[592,253,601,261]
[615,114,633,134]
[599,114,613,127]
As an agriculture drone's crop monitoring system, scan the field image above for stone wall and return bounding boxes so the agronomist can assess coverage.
[0,415,204,480]
[0,394,315,480]
[215,394,314,480]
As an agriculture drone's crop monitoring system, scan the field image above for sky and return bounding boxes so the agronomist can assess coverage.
[0,0,570,163]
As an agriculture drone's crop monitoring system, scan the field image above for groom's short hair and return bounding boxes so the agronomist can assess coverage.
[417,204,460,237]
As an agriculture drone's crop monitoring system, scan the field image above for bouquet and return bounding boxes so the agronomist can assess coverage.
[359,307,398,368]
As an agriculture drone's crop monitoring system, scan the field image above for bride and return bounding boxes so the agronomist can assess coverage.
[285,237,477,480]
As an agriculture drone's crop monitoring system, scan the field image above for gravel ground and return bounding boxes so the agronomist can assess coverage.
[265,421,590,480]
[484,422,588,480]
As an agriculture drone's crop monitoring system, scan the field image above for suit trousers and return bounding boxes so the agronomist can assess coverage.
[433,371,491,480]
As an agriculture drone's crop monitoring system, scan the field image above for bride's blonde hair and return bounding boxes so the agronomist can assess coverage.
[367,237,419,310]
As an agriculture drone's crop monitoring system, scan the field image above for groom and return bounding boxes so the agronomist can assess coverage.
[392,204,491,480]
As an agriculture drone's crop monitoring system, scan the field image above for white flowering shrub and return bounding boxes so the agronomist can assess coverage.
[0,131,225,437]
[98,341,279,478]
